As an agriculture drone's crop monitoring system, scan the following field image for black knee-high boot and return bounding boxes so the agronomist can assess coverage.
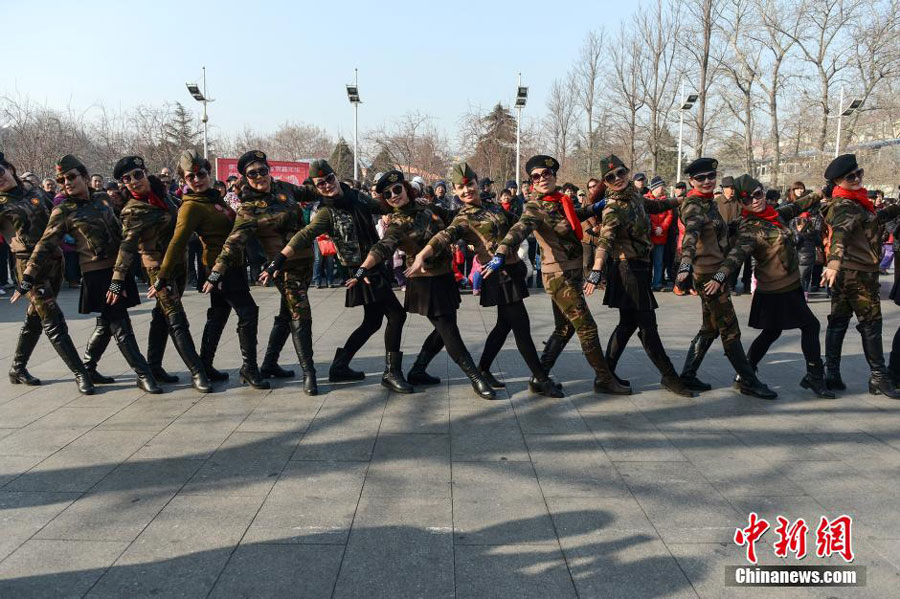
[824,315,850,391]
[109,318,161,394]
[289,319,317,395]
[42,311,94,394]
[261,314,295,379]
[679,333,714,391]
[858,320,900,399]
[147,307,178,383]
[605,324,634,388]
[234,305,269,390]
[889,326,900,388]
[200,306,230,381]
[167,312,212,393]
[9,313,43,385]
[83,316,115,384]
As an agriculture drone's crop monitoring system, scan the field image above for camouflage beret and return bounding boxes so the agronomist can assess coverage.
[684,157,718,176]
[598,154,627,177]
[309,159,334,179]
[375,170,404,194]
[177,149,210,174]
[237,150,268,175]
[450,162,478,186]
[56,154,86,174]
[525,155,560,175]
[732,174,762,200]
[112,155,146,180]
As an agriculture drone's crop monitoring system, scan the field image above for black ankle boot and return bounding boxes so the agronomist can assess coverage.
[260,315,295,379]
[456,354,496,400]
[83,316,115,384]
[408,350,440,385]
[529,376,565,398]
[235,306,270,390]
[9,313,42,385]
[382,351,414,393]
[857,321,900,399]
[167,312,211,393]
[641,329,696,397]
[147,307,178,383]
[42,313,95,395]
[329,347,365,382]
[723,341,777,400]
[289,319,317,395]
[201,306,231,381]
[110,318,162,394]
[824,315,849,391]
[800,359,835,398]
[479,368,506,388]
[679,334,714,391]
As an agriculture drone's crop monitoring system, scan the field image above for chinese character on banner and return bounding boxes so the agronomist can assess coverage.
[734,512,770,564]
[773,516,809,560]
[815,515,854,562]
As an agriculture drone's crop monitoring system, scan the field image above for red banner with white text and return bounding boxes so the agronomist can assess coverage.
[215,158,310,185]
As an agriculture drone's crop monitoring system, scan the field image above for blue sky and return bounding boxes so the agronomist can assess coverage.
[3,0,638,142]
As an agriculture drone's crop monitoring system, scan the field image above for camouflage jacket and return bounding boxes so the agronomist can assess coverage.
[368,203,453,278]
[825,197,900,273]
[286,183,388,267]
[718,193,822,292]
[427,201,518,264]
[594,188,679,265]
[215,180,309,273]
[0,184,54,257]
[158,189,234,280]
[498,188,595,274]
[112,195,180,281]
[28,190,120,274]
[679,191,729,274]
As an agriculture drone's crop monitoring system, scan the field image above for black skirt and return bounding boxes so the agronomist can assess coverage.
[891,267,900,305]
[603,259,658,311]
[346,263,395,307]
[480,260,529,307]
[404,272,461,318]
[79,267,139,316]
[748,286,818,330]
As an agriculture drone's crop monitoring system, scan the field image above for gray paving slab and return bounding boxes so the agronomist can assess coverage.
[0,285,896,597]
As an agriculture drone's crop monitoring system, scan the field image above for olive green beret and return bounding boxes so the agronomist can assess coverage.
[598,154,627,177]
[450,162,478,186]
[309,159,334,179]
[56,154,85,175]
[177,149,210,174]
[732,174,762,200]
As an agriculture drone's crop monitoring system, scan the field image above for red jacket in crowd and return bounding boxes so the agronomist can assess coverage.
[645,192,673,245]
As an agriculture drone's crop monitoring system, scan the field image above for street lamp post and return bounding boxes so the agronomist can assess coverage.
[185,66,214,159]
[834,85,863,158]
[514,74,528,183]
[346,69,362,181]
[676,81,699,184]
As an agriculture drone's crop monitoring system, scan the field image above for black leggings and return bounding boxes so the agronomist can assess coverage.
[747,321,821,367]
[479,301,544,377]
[418,312,469,364]
[607,308,672,373]
[343,294,407,355]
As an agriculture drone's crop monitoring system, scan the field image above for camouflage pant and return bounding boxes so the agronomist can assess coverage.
[146,267,187,319]
[830,268,881,325]
[16,255,62,320]
[275,260,314,322]
[543,268,601,353]
[693,272,741,345]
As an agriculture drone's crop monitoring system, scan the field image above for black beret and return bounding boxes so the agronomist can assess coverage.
[375,170,404,194]
[525,155,560,174]
[113,155,146,180]
[237,150,268,175]
[720,176,734,187]
[56,154,86,175]
[824,154,859,181]
[309,159,334,179]
[684,157,718,176]
[598,154,626,177]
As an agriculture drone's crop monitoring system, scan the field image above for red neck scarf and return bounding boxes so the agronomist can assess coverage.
[687,189,715,199]
[542,190,583,241]
[136,189,168,211]
[832,186,875,214]
[742,205,784,228]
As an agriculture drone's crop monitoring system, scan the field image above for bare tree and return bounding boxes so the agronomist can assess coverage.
[543,73,580,171]
[367,111,449,178]
[573,30,605,176]
[610,28,646,167]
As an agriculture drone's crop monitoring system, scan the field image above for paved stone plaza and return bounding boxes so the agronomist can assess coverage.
[0,281,897,598]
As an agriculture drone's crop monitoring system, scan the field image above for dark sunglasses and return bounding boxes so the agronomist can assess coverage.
[740,189,766,205]
[530,169,555,182]
[604,167,630,184]
[185,169,209,181]
[56,172,79,184]
[314,173,336,188]
[843,168,864,182]
[119,169,146,184]
[383,184,404,200]
[691,171,717,183]
[245,166,270,179]
[0,166,7,178]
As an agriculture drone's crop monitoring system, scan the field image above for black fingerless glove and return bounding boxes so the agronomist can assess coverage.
[108,280,124,296]
[206,270,222,285]
[265,253,287,276]
[351,266,369,281]
[586,269,602,285]
[16,273,34,295]
[712,272,727,284]
[678,262,692,275]
[152,277,168,292]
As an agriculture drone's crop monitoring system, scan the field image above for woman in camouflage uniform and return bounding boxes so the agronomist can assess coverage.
[109,156,211,393]
[485,155,628,396]
[405,162,563,398]
[2,152,94,394]
[704,174,833,398]
[153,150,268,389]
[819,154,900,398]
[583,155,693,397]
[18,154,160,394]
[676,157,776,399]
[206,150,318,394]
[261,160,413,393]
[347,170,496,400]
